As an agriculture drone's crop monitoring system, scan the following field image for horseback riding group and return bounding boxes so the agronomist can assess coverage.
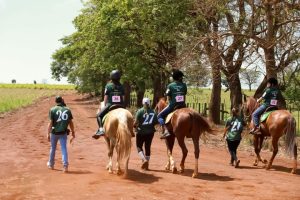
[47,69,298,177]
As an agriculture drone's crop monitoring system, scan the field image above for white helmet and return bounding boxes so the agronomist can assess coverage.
[142,97,150,105]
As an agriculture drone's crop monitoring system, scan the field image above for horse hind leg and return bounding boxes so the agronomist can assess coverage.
[165,135,176,173]
[106,140,114,174]
[177,138,188,174]
[266,137,279,170]
[192,136,200,178]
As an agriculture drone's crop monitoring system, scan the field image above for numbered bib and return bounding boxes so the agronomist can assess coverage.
[175,95,184,102]
[270,99,277,106]
[112,96,121,103]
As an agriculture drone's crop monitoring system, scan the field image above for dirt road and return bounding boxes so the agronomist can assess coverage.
[0,94,299,200]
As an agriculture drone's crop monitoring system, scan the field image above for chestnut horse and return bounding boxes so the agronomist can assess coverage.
[243,96,297,173]
[156,98,213,178]
[102,104,134,177]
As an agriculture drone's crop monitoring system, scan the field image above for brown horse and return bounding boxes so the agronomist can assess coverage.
[243,96,297,173]
[102,104,134,177]
[156,98,213,178]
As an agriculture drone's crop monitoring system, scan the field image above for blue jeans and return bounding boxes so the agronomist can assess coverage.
[47,133,68,167]
[252,104,267,127]
[157,105,173,125]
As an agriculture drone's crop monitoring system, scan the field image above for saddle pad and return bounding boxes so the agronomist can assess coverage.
[165,111,175,124]
[102,113,110,124]
[260,111,274,123]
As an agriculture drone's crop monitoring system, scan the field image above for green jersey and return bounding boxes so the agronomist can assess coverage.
[165,81,187,107]
[49,104,73,133]
[225,116,243,141]
[262,87,279,107]
[104,82,125,106]
[135,107,158,134]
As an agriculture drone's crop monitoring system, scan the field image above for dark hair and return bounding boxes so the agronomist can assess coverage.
[267,77,278,86]
[55,96,63,104]
[172,69,184,81]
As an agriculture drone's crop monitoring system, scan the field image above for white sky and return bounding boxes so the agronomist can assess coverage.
[0,0,83,84]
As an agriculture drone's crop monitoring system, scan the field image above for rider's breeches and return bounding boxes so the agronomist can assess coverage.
[96,105,110,127]
[136,133,154,157]
[157,105,173,125]
[252,104,267,127]
[226,139,240,162]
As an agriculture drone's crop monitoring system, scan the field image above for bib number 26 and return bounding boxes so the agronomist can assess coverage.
[56,110,69,122]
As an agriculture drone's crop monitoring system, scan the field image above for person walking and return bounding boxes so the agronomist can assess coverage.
[134,97,158,170]
[223,107,244,168]
[47,96,75,173]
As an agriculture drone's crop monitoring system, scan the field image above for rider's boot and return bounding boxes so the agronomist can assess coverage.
[249,125,261,135]
[92,127,105,139]
[160,125,171,139]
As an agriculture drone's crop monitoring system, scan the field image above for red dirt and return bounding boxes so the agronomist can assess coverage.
[0,94,299,200]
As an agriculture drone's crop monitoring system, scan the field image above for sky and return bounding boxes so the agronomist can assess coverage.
[0,0,83,84]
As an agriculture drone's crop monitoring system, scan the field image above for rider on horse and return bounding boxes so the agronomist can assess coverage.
[250,77,280,134]
[92,69,125,139]
[157,69,187,139]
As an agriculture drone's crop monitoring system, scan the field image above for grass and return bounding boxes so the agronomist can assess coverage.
[0,87,74,113]
[0,83,74,90]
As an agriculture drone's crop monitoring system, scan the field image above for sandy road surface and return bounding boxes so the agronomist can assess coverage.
[0,94,299,200]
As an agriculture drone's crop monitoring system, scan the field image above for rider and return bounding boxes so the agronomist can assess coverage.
[250,77,280,134]
[157,69,187,139]
[92,69,125,139]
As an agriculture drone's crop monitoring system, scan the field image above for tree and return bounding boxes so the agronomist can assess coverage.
[11,79,16,84]
[240,68,260,91]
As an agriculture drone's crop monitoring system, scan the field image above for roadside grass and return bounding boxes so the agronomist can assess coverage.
[0,83,74,90]
[0,88,74,113]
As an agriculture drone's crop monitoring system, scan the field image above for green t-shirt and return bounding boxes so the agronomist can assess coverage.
[49,104,73,133]
[225,116,243,141]
[165,81,187,107]
[135,107,158,134]
[262,87,279,106]
[104,82,125,106]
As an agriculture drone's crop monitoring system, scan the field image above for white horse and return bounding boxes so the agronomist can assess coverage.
[102,104,134,177]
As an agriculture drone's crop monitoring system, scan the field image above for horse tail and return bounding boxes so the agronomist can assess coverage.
[193,112,213,135]
[284,115,297,157]
[116,117,132,161]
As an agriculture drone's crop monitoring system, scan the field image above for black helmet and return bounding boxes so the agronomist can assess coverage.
[172,69,184,81]
[55,96,63,104]
[110,70,121,80]
[267,77,278,86]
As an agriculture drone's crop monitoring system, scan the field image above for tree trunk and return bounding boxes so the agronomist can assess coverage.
[152,71,166,109]
[228,73,242,109]
[123,81,131,108]
[136,81,145,107]
[209,66,221,124]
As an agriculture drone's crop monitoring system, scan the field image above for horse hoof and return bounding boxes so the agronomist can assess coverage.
[253,162,258,166]
[116,170,123,175]
[108,170,113,174]
[192,173,198,178]
[172,167,177,174]
[291,169,296,174]
[263,159,268,164]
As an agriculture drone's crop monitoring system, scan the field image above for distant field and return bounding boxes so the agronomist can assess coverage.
[0,83,74,90]
[0,85,74,113]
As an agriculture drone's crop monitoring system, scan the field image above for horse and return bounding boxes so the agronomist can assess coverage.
[243,96,297,174]
[156,98,213,178]
[101,103,134,177]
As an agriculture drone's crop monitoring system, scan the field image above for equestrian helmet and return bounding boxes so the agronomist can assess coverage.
[110,70,121,81]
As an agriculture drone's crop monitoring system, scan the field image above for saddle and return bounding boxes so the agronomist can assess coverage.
[260,106,278,123]
[165,104,186,124]
[102,104,125,123]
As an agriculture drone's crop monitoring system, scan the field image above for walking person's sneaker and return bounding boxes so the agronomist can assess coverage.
[235,160,240,168]
[63,166,68,173]
[141,160,149,170]
[47,165,54,170]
